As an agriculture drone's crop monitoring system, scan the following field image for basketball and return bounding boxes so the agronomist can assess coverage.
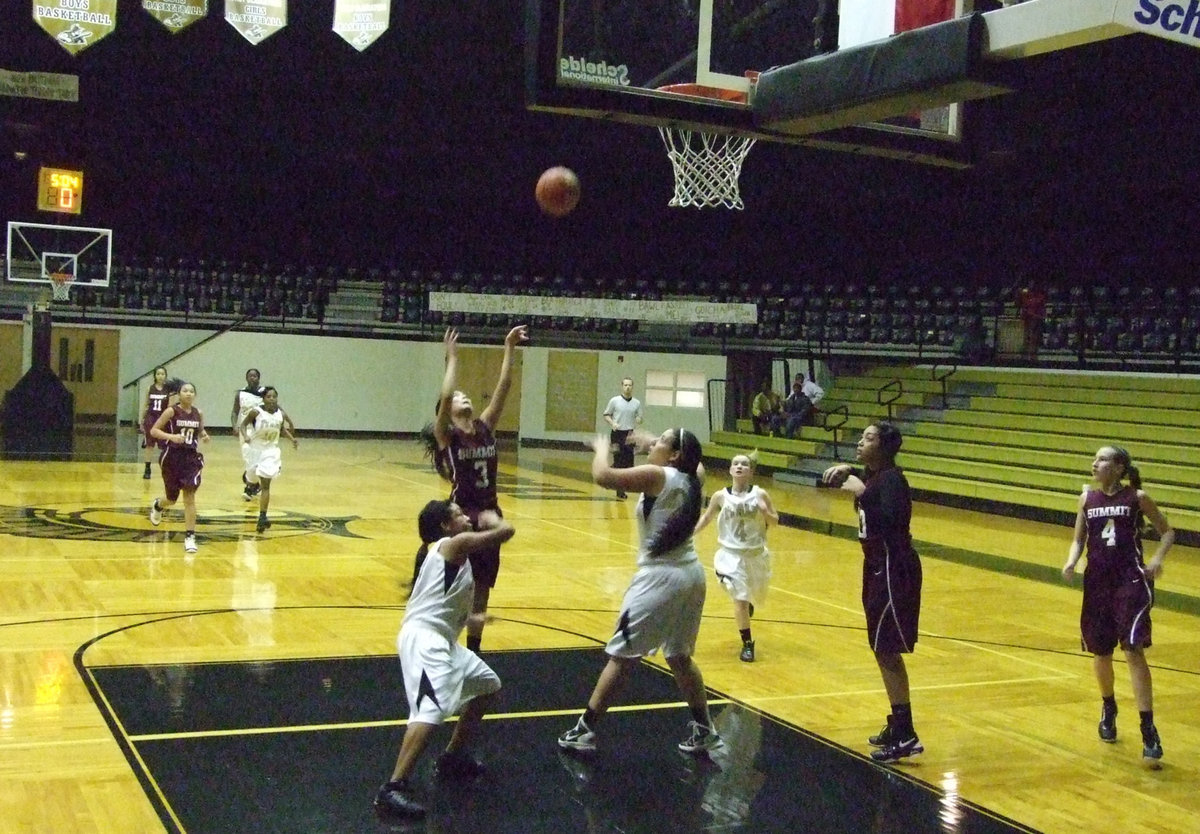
[535,166,581,217]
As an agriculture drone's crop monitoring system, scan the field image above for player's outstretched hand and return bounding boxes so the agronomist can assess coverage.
[588,433,610,453]
[506,324,529,348]
[476,509,502,530]
[443,327,459,358]
[628,428,657,453]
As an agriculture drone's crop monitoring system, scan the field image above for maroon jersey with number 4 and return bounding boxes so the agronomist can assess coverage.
[1082,486,1144,577]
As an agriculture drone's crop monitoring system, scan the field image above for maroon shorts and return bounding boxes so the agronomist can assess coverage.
[141,414,165,449]
[1080,567,1153,654]
[862,553,922,654]
[464,504,503,588]
[160,448,204,502]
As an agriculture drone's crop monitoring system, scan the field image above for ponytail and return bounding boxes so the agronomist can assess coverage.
[408,500,455,593]
[419,422,452,482]
[1107,445,1146,530]
[646,428,704,556]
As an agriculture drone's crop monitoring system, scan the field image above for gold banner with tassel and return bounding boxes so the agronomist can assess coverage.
[143,0,208,34]
[225,0,287,45]
[333,0,390,52]
[32,0,118,55]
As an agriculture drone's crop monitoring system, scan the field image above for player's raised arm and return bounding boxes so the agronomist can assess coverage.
[480,325,529,430]
[433,328,459,447]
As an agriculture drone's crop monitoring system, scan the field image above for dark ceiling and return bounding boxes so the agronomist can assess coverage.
[2,2,1198,288]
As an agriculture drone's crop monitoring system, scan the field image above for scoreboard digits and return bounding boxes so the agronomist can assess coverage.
[37,167,84,215]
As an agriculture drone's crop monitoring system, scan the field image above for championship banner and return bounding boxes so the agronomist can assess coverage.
[332,0,390,52]
[225,0,287,45]
[32,0,118,55]
[143,0,207,34]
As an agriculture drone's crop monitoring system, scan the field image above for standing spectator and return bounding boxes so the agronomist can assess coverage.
[558,428,723,757]
[822,422,924,763]
[1018,281,1047,358]
[1062,446,1174,768]
[750,379,783,436]
[602,376,643,499]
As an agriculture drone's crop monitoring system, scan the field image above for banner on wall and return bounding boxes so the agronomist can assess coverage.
[226,0,287,45]
[332,0,390,52]
[32,0,118,55]
[143,0,207,34]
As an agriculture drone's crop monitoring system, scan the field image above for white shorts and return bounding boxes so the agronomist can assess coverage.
[244,444,282,480]
[605,560,706,660]
[398,625,501,725]
[714,546,771,607]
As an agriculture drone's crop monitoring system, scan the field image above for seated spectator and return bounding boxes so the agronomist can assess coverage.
[795,372,825,412]
[781,382,814,438]
[751,380,783,436]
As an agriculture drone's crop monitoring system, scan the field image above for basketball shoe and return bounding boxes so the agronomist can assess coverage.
[374,778,425,820]
[558,718,597,752]
[678,721,724,755]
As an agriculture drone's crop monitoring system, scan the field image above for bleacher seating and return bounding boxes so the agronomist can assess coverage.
[715,364,1200,542]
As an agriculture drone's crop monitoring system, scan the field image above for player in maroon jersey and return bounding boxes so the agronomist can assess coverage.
[426,324,528,653]
[138,366,172,480]
[823,422,924,764]
[149,381,211,555]
[1062,446,1174,767]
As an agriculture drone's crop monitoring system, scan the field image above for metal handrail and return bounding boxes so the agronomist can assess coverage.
[877,379,902,420]
[821,404,850,460]
[929,363,958,409]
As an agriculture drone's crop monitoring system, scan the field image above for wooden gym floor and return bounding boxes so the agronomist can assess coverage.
[1,434,1198,833]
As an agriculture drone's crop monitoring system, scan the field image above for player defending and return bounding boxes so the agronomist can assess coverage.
[428,324,528,653]
[1062,446,1174,768]
[373,502,516,821]
[239,386,299,534]
[823,423,924,763]
[602,376,643,498]
[694,452,778,662]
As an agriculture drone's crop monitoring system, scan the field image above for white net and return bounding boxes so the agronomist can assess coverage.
[658,127,757,210]
[49,273,73,302]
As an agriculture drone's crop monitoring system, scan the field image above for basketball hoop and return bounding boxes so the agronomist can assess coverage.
[655,80,757,210]
[49,272,74,302]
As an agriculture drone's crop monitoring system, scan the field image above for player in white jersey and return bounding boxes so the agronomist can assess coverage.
[559,427,724,758]
[238,386,298,533]
[373,502,515,822]
[231,368,266,500]
[695,453,779,662]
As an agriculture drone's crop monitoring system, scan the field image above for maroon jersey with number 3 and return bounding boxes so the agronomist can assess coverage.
[444,419,499,512]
